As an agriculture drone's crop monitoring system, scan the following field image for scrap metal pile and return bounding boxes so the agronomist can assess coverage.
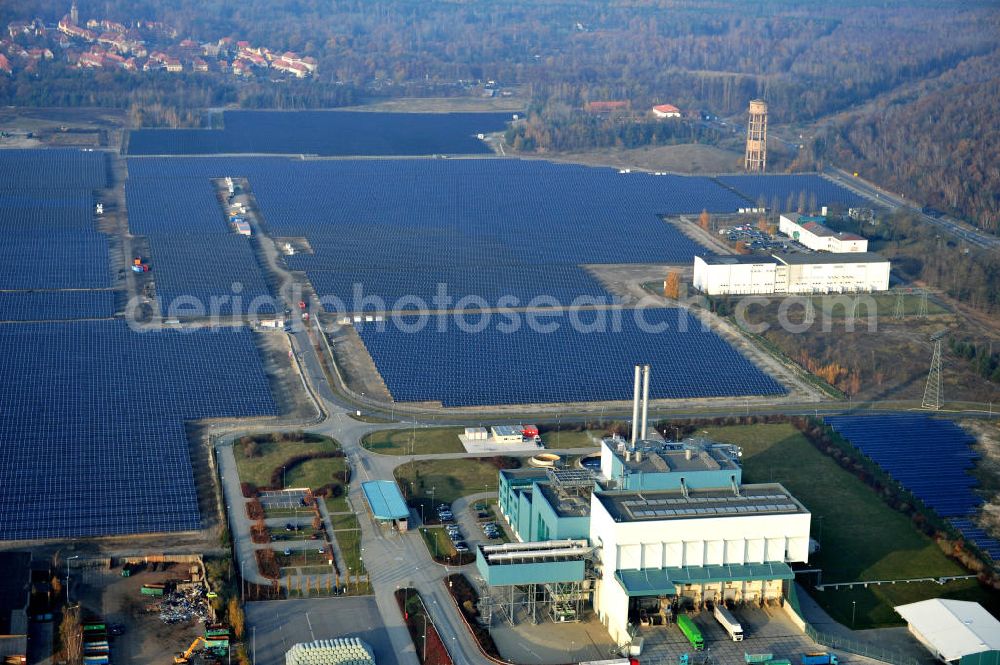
[147,587,211,624]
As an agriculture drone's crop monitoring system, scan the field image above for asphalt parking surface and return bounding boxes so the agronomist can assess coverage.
[246,596,398,665]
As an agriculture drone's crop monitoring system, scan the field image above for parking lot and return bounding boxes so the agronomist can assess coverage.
[636,604,888,665]
[246,596,398,665]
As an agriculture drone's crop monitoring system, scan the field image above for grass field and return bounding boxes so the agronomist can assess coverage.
[276,548,333,569]
[540,429,602,449]
[336,525,366,575]
[703,423,998,627]
[363,427,465,455]
[419,526,475,565]
[394,458,506,505]
[234,435,342,490]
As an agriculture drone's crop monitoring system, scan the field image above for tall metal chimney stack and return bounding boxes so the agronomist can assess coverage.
[630,365,642,445]
[744,99,768,173]
[640,365,651,441]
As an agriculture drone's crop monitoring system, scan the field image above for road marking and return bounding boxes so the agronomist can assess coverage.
[306,612,315,640]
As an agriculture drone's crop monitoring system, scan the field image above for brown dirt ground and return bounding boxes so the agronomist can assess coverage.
[531,143,744,174]
[966,420,1000,540]
[74,562,206,665]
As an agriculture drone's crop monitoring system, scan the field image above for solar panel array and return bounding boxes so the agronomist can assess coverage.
[125,168,276,316]
[0,149,108,189]
[127,110,511,156]
[825,414,980,517]
[0,320,277,540]
[126,178,230,234]
[146,234,277,316]
[0,151,112,312]
[0,291,117,321]
[825,414,1000,561]
[0,190,95,231]
[357,308,786,406]
[716,174,865,210]
[253,159,742,305]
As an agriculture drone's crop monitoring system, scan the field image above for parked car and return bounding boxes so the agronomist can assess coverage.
[454,542,470,553]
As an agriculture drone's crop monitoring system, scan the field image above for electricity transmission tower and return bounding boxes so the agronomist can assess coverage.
[892,289,904,319]
[917,289,929,317]
[921,330,947,410]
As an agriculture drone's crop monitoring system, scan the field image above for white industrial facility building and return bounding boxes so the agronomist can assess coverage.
[779,214,868,253]
[693,253,890,296]
[895,599,1000,663]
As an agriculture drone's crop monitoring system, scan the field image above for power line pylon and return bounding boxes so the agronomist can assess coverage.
[921,330,947,410]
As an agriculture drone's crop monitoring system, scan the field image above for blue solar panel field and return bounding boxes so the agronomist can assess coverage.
[357,309,786,406]
[147,234,277,316]
[0,189,95,231]
[0,149,108,189]
[127,110,512,156]
[0,231,111,290]
[0,321,277,540]
[716,174,865,210]
[0,291,117,321]
[825,414,1000,560]
[825,414,980,517]
[126,178,230,235]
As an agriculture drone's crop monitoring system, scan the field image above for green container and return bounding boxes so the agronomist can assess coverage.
[677,615,704,651]
[140,585,165,596]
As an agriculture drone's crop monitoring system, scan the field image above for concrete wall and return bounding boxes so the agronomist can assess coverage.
[784,260,889,293]
[693,256,777,296]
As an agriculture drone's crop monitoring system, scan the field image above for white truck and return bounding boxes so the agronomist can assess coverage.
[714,604,744,641]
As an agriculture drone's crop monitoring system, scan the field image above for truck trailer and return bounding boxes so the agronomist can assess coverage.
[713,604,744,641]
[676,615,704,651]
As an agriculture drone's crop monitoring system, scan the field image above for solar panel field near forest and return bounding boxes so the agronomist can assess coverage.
[127,110,513,156]
[357,309,786,406]
[0,320,277,540]
[825,414,1000,561]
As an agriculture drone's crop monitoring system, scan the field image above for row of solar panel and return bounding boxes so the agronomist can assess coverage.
[0,291,117,321]
[145,234,276,316]
[357,308,786,407]
[825,415,983,518]
[0,149,108,190]
[303,264,614,311]
[0,320,278,540]
[715,175,866,209]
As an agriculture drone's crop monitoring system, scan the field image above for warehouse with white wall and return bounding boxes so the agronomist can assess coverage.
[693,253,889,296]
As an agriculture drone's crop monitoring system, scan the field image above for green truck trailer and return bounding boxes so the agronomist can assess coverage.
[677,615,704,651]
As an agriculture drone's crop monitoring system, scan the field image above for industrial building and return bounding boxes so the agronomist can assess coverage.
[692,252,890,295]
[779,214,868,253]
[480,367,812,645]
[895,599,1000,663]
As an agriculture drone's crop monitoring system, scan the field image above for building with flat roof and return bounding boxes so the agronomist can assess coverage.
[592,483,809,643]
[361,481,409,531]
[779,214,868,253]
[489,436,810,642]
[491,425,525,444]
[895,599,1000,663]
[693,252,889,295]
